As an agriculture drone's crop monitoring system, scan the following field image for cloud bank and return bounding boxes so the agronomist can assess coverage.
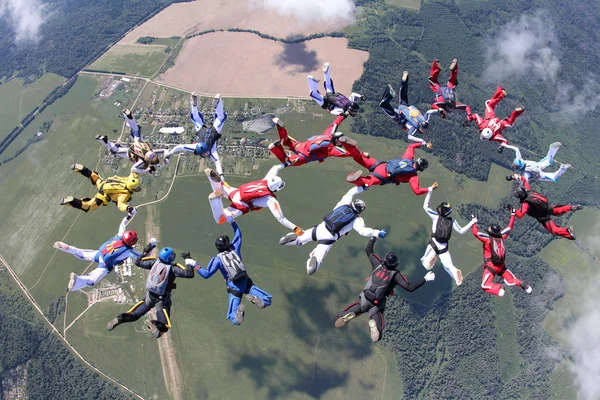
[250,0,356,25]
[0,0,49,44]
[483,11,559,83]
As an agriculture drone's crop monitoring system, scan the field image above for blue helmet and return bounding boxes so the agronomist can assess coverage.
[159,247,176,263]
[512,158,525,171]
[195,142,209,156]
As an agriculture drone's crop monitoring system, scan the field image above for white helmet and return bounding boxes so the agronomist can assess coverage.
[267,176,285,192]
[480,128,493,140]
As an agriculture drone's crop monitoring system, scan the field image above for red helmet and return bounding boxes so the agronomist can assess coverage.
[122,230,138,247]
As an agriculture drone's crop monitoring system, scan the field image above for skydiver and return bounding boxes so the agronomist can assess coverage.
[60,163,140,213]
[186,222,272,325]
[164,93,227,177]
[509,175,581,240]
[268,116,367,167]
[472,209,532,297]
[380,71,442,144]
[334,235,435,342]
[96,109,167,175]
[307,62,365,117]
[420,187,477,285]
[340,138,438,195]
[107,244,194,338]
[279,186,384,275]
[428,58,469,118]
[204,165,304,234]
[463,85,524,153]
[504,142,571,183]
[53,209,140,291]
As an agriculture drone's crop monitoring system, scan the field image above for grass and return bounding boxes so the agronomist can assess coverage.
[87,44,171,77]
[0,73,66,142]
[385,0,422,11]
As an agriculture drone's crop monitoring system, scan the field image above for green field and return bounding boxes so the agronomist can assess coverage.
[87,43,173,77]
[385,0,422,11]
[0,73,65,142]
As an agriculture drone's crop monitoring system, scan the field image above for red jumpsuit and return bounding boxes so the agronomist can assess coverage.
[428,60,469,116]
[515,178,575,239]
[270,115,352,167]
[465,85,524,145]
[472,215,527,296]
[341,142,428,195]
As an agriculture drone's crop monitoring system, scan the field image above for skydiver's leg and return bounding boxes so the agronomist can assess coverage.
[274,120,299,150]
[551,205,575,216]
[481,270,504,296]
[502,107,525,128]
[209,197,229,224]
[335,299,366,328]
[191,104,205,132]
[165,144,196,158]
[538,167,569,182]
[226,292,243,325]
[247,284,273,308]
[323,63,335,93]
[153,298,172,335]
[327,144,351,158]
[307,242,334,274]
[399,71,409,106]
[339,141,378,169]
[448,58,458,88]
[123,110,142,141]
[428,60,441,92]
[308,76,325,106]
[420,244,438,270]
[212,94,227,134]
[542,219,574,239]
[379,85,398,118]
[439,251,463,285]
[112,297,152,327]
[538,142,561,169]
[284,227,315,246]
[368,307,384,342]
[485,86,506,118]
[499,269,527,291]
[69,266,109,291]
[54,242,99,262]
[79,196,105,212]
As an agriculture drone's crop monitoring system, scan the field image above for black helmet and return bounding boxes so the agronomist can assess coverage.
[351,199,366,214]
[215,235,231,252]
[415,158,429,171]
[383,252,399,269]
[437,202,452,217]
[514,186,528,201]
[417,120,429,133]
[487,224,502,238]
[348,102,360,116]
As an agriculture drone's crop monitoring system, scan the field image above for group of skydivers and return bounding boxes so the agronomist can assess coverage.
[53,60,582,342]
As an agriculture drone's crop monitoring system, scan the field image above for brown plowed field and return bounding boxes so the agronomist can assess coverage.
[120,0,352,44]
[156,32,369,98]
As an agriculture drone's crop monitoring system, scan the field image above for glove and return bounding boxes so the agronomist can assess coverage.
[181,251,191,260]
[505,175,514,181]
[184,258,197,267]
[425,142,433,150]
[144,242,156,253]
[148,166,156,174]
[430,182,439,190]
[440,110,446,119]
[359,94,367,101]
[163,157,170,165]
[510,207,516,215]
[471,214,477,224]
[294,226,305,236]
[424,271,435,282]
[378,230,387,238]
[127,206,136,214]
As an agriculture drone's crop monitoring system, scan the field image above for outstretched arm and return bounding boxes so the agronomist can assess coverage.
[334,186,362,208]
[365,236,381,270]
[453,218,477,234]
[472,224,488,243]
[395,273,426,292]
[195,257,225,279]
[115,194,132,213]
[424,109,440,121]
[515,202,529,218]
[352,217,380,239]
[266,197,297,230]
[408,176,429,196]
[422,188,437,220]
[173,263,195,278]
[117,209,136,235]
[502,214,516,239]
[264,164,284,180]
[230,221,242,255]
[165,144,196,158]
[504,144,522,160]
[402,142,424,159]
[407,128,426,145]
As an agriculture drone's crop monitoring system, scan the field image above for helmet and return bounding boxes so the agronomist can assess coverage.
[348,102,360,116]
[487,224,502,238]
[351,199,366,214]
[215,235,231,252]
[383,252,399,269]
[512,158,525,171]
[144,150,158,163]
[195,142,209,156]
[158,247,176,263]
[514,186,528,200]
[267,176,285,192]
[417,120,429,133]
[126,175,141,192]
[122,230,138,246]
[415,158,429,171]
[480,128,493,140]
[436,202,452,217]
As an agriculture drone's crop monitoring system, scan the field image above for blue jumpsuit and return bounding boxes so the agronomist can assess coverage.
[196,222,272,325]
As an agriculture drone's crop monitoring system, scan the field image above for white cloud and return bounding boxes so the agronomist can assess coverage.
[250,0,356,26]
[0,0,49,44]
[483,11,560,83]
[556,79,600,116]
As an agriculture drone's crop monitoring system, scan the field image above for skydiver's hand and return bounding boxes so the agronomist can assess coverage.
[149,238,157,246]
[181,251,191,260]
[144,242,156,253]
[378,230,387,239]
[359,94,367,102]
[425,142,433,150]
[424,271,435,282]
[163,157,170,165]
[294,227,305,236]
[185,258,197,268]
[148,166,156,174]
[471,214,478,224]
[430,182,439,191]
[510,207,516,215]
[127,206,136,214]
